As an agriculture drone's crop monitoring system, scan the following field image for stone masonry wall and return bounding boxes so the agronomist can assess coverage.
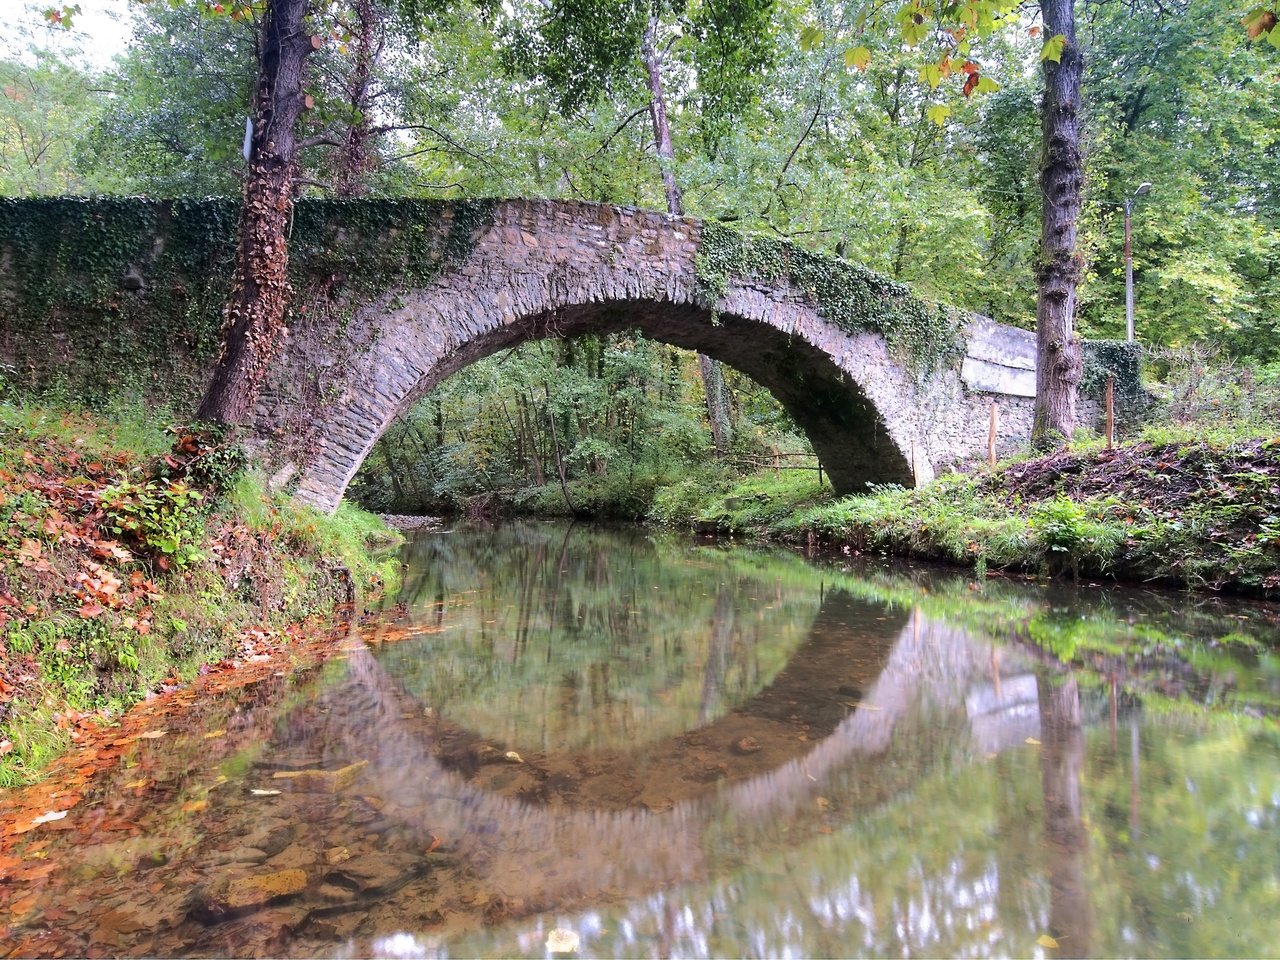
[249,199,1042,511]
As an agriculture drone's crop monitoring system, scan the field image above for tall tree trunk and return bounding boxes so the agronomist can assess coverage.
[642,13,683,214]
[697,353,728,453]
[1033,0,1085,447]
[333,0,380,197]
[517,391,547,486]
[378,435,405,509]
[544,384,576,513]
[641,13,731,456]
[198,0,314,424]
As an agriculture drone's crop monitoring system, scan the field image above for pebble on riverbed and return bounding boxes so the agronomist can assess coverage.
[193,869,309,922]
[270,760,369,794]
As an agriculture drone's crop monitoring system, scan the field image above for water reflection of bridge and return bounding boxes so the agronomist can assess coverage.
[292,588,1078,928]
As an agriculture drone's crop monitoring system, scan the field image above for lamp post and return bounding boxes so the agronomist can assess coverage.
[1124,182,1152,342]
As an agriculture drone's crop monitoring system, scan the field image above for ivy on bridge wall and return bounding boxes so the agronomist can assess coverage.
[0,197,237,404]
[0,197,497,408]
[694,221,967,378]
[0,196,1144,424]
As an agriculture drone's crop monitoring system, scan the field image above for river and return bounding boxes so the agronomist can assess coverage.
[4,522,1279,957]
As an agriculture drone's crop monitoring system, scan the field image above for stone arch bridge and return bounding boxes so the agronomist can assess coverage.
[0,197,1044,511]
[251,198,1041,510]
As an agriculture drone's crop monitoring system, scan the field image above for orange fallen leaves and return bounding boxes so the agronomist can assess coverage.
[8,891,39,920]
[0,605,350,869]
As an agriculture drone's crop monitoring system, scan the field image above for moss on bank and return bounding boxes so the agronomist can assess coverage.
[650,427,1280,600]
[0,402,401,786]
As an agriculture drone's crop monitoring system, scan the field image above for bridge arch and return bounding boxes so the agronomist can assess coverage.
[245,199,1037,510]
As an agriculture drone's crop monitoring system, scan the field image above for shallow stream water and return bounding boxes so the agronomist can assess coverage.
[4,522,1280,957]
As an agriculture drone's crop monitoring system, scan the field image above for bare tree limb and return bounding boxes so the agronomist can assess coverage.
[587,105,649,159]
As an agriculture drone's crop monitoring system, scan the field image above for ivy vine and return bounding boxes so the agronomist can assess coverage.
[694,220,965,378]
[0,197,498,403]
[1080,339,1144,403]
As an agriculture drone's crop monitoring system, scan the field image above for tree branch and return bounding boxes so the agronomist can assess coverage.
[587,106,649,159]
[299,131,343,149]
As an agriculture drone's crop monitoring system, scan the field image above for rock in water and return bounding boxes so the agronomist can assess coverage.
[193,869,309,923]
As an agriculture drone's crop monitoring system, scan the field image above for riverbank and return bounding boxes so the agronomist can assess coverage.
[0,403,402,787]
[649,428,1280,600]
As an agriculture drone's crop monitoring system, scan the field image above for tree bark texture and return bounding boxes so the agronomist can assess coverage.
[333,0,380,197]
[642,14,683,215]
[1032,0,1085,447]
[642,14,731,455]
[198,0,315,425]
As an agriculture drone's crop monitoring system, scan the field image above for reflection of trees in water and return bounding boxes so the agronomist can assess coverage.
[458,656,1280,957]
[376,523,835,752]
[342,526,1280,956]
[418,608,1070,957]
[1038,673,1093,957]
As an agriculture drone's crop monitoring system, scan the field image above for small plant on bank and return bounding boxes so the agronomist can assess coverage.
[1030,496,1088,575]
[99,477,206,569]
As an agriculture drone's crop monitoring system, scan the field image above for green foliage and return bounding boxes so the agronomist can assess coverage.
[99,477,206,568]
[1143,344,1280,433]
[494,0,774,153]
[695,221,965,377]
[0,49,104,194]
[1080,339,1143,403]
[1078,0,1280,356]
[649,414,1280,598]
[350,331,803,518]
[647,467,735,526]
[1030,495,1088,555]
[1028,496,1122,574]
[76,3,255,195]
[651,468,834,533]
[0,399,402,786]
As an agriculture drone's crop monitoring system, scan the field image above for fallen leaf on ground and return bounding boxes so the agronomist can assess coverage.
[8,891,39,919]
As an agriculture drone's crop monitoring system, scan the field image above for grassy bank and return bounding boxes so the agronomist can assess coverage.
[650,426,1280,600]
[0,402,401,786]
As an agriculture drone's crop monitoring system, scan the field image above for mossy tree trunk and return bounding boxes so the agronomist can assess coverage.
[1032,0,1085,448]
[197,0,315,425]
[333,0,379,198]
[642,13,731,457]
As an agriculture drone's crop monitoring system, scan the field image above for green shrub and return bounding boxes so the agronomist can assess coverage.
[99,477,207,568]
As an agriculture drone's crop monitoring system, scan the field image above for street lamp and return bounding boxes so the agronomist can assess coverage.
[1124,182,1152,342]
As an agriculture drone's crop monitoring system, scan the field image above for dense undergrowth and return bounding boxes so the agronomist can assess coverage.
[0,401,401,786]
[651,423,1280,599]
